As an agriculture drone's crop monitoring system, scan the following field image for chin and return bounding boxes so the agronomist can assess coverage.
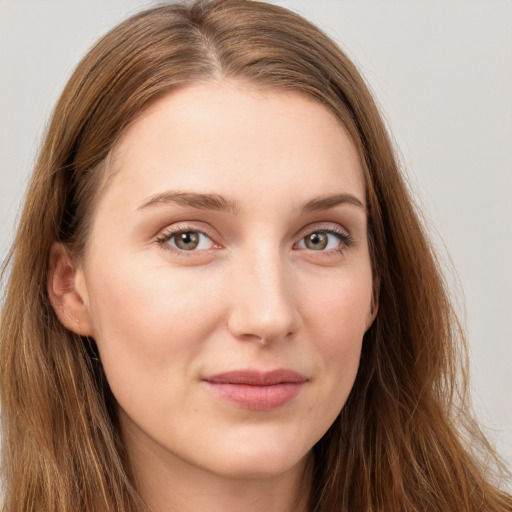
[200,436,312,480]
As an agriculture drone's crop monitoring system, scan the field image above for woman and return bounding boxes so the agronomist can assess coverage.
[0,1,510,511]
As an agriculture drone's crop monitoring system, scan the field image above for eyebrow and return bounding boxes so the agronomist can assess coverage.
[137,191,366,215]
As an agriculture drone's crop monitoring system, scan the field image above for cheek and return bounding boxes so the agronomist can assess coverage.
[301,268,372,397]
[85,257,224,391]
[301,264,373,342]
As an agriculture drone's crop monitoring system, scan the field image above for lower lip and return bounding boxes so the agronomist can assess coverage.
[204,382,304,411]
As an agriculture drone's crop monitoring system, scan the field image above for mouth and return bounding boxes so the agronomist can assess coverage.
[202,369,308,411]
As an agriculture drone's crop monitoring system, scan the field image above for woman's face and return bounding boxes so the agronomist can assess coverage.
[75,82,375,480]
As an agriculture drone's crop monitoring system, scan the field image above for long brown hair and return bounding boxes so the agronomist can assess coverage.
[1,1,510,511]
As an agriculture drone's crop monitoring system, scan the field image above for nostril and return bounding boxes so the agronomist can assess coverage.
[227,300,301,345]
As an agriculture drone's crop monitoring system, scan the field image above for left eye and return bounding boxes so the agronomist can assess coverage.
[160,230,215,251]
[296,231,344,251]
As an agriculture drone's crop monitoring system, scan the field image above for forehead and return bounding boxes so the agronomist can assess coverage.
[99,81,365,216]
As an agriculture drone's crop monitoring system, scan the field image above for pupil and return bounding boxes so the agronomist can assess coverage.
[177,231,199,250]
[307,232,327,250]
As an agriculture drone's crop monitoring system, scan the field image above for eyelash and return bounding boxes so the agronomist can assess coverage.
[155,224,354,258]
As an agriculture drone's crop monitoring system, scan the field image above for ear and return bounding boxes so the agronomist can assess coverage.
[47,243,94,336]
[365,277,380,331]
[365,300,379,331]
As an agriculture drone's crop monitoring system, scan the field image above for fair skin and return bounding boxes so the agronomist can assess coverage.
[49,81,376,512]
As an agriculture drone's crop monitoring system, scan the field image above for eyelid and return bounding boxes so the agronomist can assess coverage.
[295,222,350,239]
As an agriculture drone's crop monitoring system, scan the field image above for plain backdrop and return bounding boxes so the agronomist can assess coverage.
[1,0,511,471]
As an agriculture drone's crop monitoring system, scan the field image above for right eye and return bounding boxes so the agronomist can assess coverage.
[156,227,218,254]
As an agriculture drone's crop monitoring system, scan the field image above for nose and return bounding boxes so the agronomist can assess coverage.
[227,247,302,345]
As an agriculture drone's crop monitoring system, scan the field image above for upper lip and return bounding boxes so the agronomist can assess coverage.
[203,369,308,386]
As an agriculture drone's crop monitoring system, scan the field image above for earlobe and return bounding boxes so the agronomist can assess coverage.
[47,243,94,336]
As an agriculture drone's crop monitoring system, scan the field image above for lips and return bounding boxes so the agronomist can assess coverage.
[202,369,308,410]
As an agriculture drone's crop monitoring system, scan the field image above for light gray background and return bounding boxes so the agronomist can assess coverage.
[1,0,511,472]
